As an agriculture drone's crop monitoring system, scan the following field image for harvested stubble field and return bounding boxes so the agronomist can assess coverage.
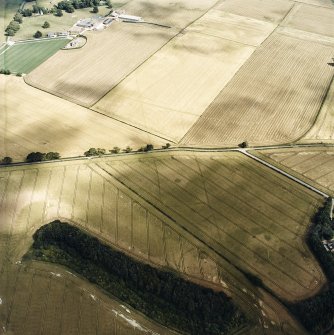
[121,0,217,29]
[0,261,169,335]
[281,3,334,38]
[300,78,334,143]
[25,22,177,107]
[181,32,334,146]
[214,0,294,24]
[0,76,164,162]
[186,9,276,46]
[91,151,324,302]
[0,38,68,74]
[0,152,315,334]
[93,29,255,141]
[259,148,334,195]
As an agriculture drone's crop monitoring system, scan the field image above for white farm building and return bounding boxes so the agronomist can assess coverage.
[118,14,142,22]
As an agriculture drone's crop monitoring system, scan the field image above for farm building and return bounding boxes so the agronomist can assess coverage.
[76,19,94,28]
[118,14,142,22]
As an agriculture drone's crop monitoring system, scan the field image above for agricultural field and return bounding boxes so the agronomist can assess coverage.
[181,32,334,146]
[0,262,173,335]
[214,0,294,24]
[93,0,283,141]
[0,151,319,334]
[91,151,325,302]
[121,0,217,29]
[186,9,276,46]
[0,38,68,74]
[301,79,334,143]
[281,3,334,38]
[26,22,177,106]
[93,30,255,141]
[259,148,334,195]
[0,76,164,162]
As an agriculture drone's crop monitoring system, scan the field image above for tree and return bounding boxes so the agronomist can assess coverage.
[16,72,22,77]
[65,5,75,13]
[45,152,60,160]
[162,143,171,149]
[13,13,23,24]
[84,148,105,156]
[110,146,120,154]
[42,21,50,28]
[21,8,33,17]
[26,152,45,162]
[239,141,249,148]
[34,30,43,38]
[1,157,13,165]
[6,29,15,36]
[106,0,112,8]
[92,5,98,13]
[123,146,133,153]
[145,144,154,152]
[55,8,63,16]
[5,21,20,35]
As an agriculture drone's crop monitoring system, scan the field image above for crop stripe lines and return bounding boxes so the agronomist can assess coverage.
[102,161,315,295]
[134,159,317,275]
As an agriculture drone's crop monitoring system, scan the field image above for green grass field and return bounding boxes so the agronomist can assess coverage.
[0,38,68,73]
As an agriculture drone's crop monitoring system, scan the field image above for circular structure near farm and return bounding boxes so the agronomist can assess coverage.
[63,36,87,50]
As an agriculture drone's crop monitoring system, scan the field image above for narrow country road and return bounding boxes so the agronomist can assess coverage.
[239,148,330,198]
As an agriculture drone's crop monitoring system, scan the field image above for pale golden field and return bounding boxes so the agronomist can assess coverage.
[181,32,334,146]
[259,148,334,195]
[25,22,177,107]
[92,151,324,302]
[0,151,319,334]
[300,78,334,143]
[0,76,164,162]
[93,30,255,141]
[121,0,217,29]
[186,9,276,46]
[281,3,334,38]
[215,0,294,24]
[0,262,168,335]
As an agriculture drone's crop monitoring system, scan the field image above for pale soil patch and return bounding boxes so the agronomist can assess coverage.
[0,77,164,162]
[181,33,334,146]
[93,31,254,142]
[281,3,334,37]
[215,0,294,24]
[25,22,176,107]
[300,79,334,143]
[186,9,276,46]
[261,148,334,193]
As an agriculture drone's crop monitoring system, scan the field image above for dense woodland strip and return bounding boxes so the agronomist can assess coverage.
[25,221,247,335]
[291,198,334,334]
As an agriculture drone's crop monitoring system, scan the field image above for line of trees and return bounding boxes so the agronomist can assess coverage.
[291,198,334,334]
[5,13,22,36]
[26,151,60,162]
[27,221,247,334]
[84,143,172,157]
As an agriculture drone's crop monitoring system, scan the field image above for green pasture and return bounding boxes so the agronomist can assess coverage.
[0,38,68,73]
